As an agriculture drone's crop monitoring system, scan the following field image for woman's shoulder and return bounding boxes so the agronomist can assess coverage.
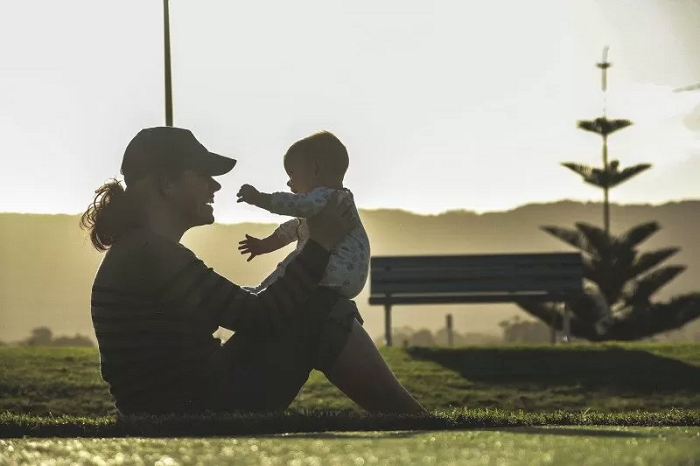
[108,228,196,265]
[96,228,198,288]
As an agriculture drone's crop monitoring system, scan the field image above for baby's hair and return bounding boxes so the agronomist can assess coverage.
[284,131,349,179]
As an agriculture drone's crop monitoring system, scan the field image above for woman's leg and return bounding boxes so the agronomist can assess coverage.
[204,331,314,412]
[322,319,427,414]
[203,288,340,412]
[204,289,425,414]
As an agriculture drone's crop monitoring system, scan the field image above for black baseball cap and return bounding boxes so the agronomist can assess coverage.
[121,127,236,185]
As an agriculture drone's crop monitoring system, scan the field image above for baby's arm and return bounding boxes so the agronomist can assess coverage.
[237,184,273,210]
[273,218,301,244]
[238,185,333,218]
[238,219,300,262]
[268,188,334,218]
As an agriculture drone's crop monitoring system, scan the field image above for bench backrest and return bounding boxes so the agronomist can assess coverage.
[370,253,584,305]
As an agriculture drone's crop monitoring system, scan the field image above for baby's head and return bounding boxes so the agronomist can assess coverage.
[283,131,349,194]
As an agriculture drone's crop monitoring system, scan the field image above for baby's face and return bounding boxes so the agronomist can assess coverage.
[285,157,317,194]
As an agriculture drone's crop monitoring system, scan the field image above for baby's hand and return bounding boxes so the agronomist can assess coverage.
[238,234,265,262]
[237,184,260,205]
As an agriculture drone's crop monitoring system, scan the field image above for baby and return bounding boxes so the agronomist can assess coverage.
[237,131,370,299]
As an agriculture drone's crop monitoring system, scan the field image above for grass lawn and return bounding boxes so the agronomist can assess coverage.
[2,344,699,462]
[2,427,699,465]
[2,343,699,416]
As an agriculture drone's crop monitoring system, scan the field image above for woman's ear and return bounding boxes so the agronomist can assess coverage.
[156,174,173,197]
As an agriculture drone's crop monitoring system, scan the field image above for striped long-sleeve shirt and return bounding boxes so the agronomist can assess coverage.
[90,227,329,408]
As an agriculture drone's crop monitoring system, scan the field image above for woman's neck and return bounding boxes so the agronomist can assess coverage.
[145,205,188,243]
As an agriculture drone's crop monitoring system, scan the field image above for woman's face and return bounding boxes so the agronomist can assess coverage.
[166,169,221,228]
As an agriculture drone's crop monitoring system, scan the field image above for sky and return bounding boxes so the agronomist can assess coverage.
[1,0,700,224]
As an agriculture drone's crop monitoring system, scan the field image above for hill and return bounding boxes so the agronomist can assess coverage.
[1,200,699,343]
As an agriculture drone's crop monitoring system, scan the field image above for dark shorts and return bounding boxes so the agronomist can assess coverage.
[116,287,362,415]
[118,288,362,415]
[199,287,363,413]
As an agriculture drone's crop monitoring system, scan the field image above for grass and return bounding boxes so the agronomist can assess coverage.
[292,343,700,414]
[3,427,700,465]
[1,343,699,438]
[1,409,699,438]
[2,343,700,416]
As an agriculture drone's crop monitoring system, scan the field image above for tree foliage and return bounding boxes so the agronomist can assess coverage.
[517,222,700,340]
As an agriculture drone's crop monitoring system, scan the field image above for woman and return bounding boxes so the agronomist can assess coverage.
[82,126,424,415]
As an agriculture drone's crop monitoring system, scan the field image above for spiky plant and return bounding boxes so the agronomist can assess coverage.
[561,160,651,190]
[567,48,648,235]
[568,117,647,235]
[517,48,700,340]
[517,221,700,341]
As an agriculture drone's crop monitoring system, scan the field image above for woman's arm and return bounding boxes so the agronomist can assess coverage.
[153,238,330,333]
[151,192,356,333]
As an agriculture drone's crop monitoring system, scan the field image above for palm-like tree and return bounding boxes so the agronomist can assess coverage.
[517,222,700,341]
[561,157,651,236]
[567,48,648,236]
[569,117,645,235]
[518,49,700,340]
[562,160,651,189]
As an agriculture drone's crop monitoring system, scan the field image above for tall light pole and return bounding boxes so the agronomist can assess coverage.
[163,0,173,126]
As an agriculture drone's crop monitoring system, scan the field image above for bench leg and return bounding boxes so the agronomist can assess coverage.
[550,312,556,345]
[563,304,571,343]
[446,314,454,347]
[384,304,392,347]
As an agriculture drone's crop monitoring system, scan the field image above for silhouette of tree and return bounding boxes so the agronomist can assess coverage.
[26,327,53,346]
[375,327,501,347]
[517,221,700,340]
[410,329,436,346]
[19,327,94,347]
[51,334,94,347]
[499,316,551,343]
[517,48,700,340]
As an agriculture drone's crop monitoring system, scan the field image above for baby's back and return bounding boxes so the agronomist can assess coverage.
[297,189,370,298]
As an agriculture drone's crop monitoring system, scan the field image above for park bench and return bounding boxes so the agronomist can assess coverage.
[368,252,584,346]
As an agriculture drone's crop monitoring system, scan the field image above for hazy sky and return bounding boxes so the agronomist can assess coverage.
[2,0,700,224]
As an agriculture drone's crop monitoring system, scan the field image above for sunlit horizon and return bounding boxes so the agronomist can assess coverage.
[2,194,699,227]
[1,0,700,225]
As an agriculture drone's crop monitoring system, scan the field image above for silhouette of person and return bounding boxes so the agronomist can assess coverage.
[81,126,424,415]
[237,131,370,300]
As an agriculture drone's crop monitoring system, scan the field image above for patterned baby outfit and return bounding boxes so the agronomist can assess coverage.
[252,187,370,299]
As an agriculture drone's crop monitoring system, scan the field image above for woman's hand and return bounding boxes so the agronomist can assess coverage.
[307,191,357,251]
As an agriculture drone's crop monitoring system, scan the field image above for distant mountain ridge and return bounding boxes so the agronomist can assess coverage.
[1,199,699,343]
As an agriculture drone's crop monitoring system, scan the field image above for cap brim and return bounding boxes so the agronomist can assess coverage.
[199,151,237,176]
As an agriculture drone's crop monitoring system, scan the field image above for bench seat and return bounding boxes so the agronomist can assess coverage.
[369,252,584,345]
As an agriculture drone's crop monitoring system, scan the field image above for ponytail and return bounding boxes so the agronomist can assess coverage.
[80,179,142,252]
